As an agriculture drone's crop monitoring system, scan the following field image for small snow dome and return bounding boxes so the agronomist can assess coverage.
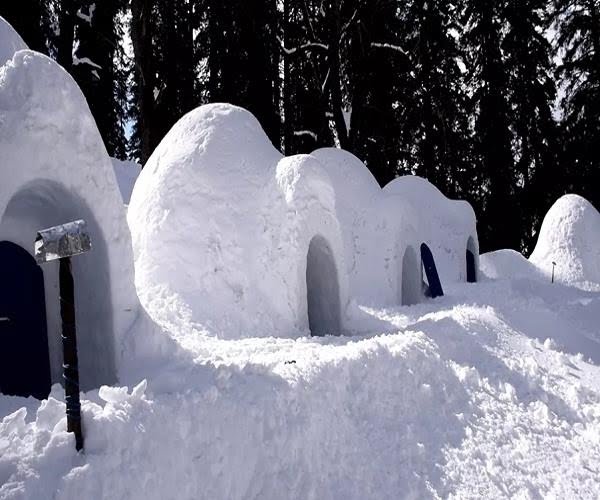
[384,176,479,284]
[530,194,600,285]
[129,103,348,339]
[0,16,27,67]
[0,51,138,396]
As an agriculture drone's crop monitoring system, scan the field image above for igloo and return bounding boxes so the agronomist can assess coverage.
[128,103,349,339]
[0,49,138,397]
[383,176,479,287]
[530,194,600,285]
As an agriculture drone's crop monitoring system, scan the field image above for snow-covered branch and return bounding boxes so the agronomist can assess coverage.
[277,36,328,55]
[371,42,407,56]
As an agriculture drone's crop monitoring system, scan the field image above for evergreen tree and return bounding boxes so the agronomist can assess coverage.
[0,1,48,53]
[555,0,600,212]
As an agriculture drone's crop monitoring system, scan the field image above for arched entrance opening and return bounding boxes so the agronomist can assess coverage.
[466,236,477,283]
[401,245,421,305]
[0,241,51,399]
[0,180,116,391]
[420,243,444,298]
[306,235,341,336]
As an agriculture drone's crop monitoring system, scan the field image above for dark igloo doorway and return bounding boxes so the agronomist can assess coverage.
[0,180,116,391]
[306,235,341,336]
[466,236,477,283]
[401,245,421,305]
[0,241,51,399]
[420,243,444,298]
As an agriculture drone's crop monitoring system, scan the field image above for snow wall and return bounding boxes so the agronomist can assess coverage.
[128,103,349,339]
[0,16,26,67]
[0,51,139,390]
[530,194,600,285]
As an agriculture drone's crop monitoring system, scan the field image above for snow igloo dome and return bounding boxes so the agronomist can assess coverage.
[383,176,479,285]
[0,16,26,67]
[0,50,139,397]
[128,103,348,339]
[530,194,600,285]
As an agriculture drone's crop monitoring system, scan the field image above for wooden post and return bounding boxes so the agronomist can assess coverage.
[59,257,84,452]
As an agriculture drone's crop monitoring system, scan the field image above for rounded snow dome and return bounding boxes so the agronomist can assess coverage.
[530,194,600,285]
[129,103,348,339]
[0,16,27,67]
[0,51,138,393]
[384,176,479,284]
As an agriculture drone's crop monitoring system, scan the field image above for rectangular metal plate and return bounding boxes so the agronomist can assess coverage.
[35,219,92,263]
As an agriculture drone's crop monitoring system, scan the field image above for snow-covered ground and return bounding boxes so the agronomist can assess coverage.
[2,270,599,499]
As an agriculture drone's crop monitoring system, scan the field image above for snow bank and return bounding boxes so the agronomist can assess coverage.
[129,103,348,339]
[384,176,479,284]
[0,51,139,390]
[530,194,600,285]
[0,16,26,67]
[480,249,544,281]
[111,157,141,205]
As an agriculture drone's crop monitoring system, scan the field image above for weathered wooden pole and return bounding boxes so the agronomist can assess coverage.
[35,219,91,452]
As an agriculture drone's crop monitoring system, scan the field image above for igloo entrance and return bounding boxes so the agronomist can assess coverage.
[0,241,51,399]
[0,180,116,391]
[420,243,444,298]
[306,235,341,336]
[401,245,421,305]
[466,236,477,283]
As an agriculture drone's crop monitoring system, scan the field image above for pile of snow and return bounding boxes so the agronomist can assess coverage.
[2,271,600,499]
[530,194,600,285]
[0,16,26,67]
[480,249,544,281]
[128,103,348,339]
[111,157,141,205]
[0,51,138,389]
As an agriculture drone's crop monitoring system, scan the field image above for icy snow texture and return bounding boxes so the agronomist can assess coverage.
[0,51,139,389]
[530,194,600,285]
[128,103,348,339]
[110,157,141,205]
[0,16,26,67]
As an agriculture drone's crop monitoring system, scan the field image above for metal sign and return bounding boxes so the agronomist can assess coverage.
[35,219,92,264]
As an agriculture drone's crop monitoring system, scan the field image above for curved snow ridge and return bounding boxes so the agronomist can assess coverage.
[0,16,27,68]
[530,194,600,286]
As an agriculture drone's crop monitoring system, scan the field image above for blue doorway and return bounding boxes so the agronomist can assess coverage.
[0,241,51,399]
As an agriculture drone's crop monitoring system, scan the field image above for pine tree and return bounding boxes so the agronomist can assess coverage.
[555,0,600,211]
[0,1,48,53]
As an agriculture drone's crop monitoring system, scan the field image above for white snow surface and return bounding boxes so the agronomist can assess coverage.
[530,194,600,286]
[110,157,141,205]
[0,51,139,389]
[0,16,27,67]
[2,275,600,499]
[129,103,348,339]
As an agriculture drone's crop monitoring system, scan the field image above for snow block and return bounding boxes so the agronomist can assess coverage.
[0,51,139,391]
[129,103,349,339]
[530,194,600,285]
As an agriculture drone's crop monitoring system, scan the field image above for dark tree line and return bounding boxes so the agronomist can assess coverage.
[1,0,599,253]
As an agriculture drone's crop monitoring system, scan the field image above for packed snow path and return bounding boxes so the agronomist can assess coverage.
[1,274,599,499]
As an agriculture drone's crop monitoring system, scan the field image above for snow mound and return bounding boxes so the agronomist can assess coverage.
[129,103,348,339]
[530,194,600,285]
[384,175,479,284]
[0,51,138,389]
[0,16,26,67]
[111,157,141,205]
[480,249,544,281]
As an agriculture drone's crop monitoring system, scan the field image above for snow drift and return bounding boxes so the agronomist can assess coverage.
[111,157,141,205]
[530,194,600,286]
[128,103,348,339]
[0,16,26,67]
[0,51,139,390]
